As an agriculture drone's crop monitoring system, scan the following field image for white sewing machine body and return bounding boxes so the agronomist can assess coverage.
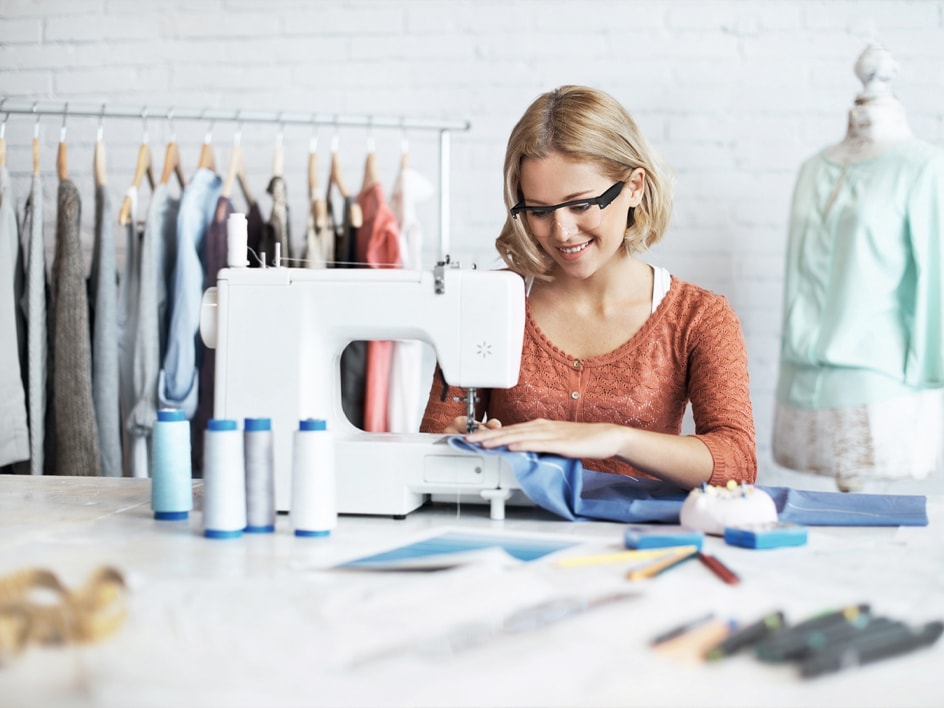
[200,263,526,519]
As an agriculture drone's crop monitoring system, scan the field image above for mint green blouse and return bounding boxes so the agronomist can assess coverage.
[777,140,944,409]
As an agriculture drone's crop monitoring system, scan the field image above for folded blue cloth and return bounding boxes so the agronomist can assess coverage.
[448,438,928,527]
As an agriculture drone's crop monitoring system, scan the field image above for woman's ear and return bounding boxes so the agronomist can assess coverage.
[626,167,646,206]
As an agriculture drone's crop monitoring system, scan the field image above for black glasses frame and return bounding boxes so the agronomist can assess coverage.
[510,181,625,220]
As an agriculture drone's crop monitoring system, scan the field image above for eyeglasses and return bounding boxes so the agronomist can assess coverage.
[510,181,625,237]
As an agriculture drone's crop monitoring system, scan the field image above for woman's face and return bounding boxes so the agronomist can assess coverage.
[518,151,642,280]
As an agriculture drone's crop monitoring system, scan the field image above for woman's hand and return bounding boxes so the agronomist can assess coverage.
[463,418,623,459]
[442,417,503,435]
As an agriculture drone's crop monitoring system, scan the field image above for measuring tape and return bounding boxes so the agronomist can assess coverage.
[0,566,127,665]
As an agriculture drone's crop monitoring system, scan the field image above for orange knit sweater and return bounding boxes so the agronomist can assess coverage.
[420,277,757,486]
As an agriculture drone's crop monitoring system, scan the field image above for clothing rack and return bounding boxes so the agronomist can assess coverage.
[0,98,471,260]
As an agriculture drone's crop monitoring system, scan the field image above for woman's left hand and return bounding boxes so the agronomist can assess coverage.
[463,418,624,460]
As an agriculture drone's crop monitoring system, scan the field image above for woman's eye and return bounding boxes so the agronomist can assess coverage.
[569,202,592,214]
[530,209,553,219]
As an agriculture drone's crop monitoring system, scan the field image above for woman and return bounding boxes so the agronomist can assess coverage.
[420,85,756,489]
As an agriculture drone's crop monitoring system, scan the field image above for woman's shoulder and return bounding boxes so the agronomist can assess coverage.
[661,276,742,333]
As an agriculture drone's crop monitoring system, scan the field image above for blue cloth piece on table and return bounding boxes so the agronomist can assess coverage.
[448,437,928,527]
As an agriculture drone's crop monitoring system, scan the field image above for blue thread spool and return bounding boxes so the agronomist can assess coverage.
[244,417,276,533]
[291,418,336,538]
[203,418,246,539]
[151,409,193,520]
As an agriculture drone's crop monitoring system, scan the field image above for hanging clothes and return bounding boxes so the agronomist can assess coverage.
[246,200,265,267]
[159,167,222,419]
[258,175,290,265]
[331,197,366,429]
[304,203,332,268]
[773,140,944,489]
[88,184,122,478]
[356,181,401,433]
[0,165,29,467]
[18,173,46,474]
[50,178,101,475]
[388,165,434,433]
[116,186,147,477]
[191,195,233,475]
[126,183,180,479]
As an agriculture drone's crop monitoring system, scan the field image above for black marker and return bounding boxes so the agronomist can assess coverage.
[800,620,943,678]
[650,612,715,646]
[758,614,897,663]
[755,603,871,662]
[705,610,785,660]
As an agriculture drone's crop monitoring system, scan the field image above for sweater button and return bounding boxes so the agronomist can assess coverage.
[573,359,581,369]
[571,391,580,400]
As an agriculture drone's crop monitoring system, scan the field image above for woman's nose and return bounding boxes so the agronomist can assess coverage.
[552,212,579,237]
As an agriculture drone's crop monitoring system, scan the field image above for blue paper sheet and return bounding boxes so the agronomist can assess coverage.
[448,438,928,527]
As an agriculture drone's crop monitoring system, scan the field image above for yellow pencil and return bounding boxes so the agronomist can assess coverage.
[626,546,699,581]
[556,545,699,569]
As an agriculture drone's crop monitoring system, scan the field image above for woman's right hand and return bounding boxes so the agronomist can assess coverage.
[443,417,503,435]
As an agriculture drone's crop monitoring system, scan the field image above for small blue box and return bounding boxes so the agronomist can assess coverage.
[623,525,704,550]
[723,522,808,549]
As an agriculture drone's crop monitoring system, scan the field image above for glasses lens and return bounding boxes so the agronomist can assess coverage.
[522,201,604,237]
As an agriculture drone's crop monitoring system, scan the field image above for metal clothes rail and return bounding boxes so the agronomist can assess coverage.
[0,98,471,259]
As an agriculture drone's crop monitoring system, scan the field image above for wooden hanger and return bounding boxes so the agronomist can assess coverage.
[361,150,379,193]
[93,110,106,188]
[221,141,255,209]
[197,122,216,173]
[118,141,155,226]
[56,113,68,181]
[93,141,106,188]
[160,142,186,188]
[327,136,362,227]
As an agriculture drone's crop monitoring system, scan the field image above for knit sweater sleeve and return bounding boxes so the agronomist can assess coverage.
[684,291,757,485]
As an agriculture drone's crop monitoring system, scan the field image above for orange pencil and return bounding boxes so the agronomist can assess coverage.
[627,547,698,581]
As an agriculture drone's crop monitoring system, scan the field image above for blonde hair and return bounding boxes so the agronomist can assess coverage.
[496,85,674,279]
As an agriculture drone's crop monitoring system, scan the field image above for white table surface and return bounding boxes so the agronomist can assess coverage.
[1,476,941,708]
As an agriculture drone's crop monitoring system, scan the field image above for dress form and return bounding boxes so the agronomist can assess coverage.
[773,44,944,492]
[824,44,913,164]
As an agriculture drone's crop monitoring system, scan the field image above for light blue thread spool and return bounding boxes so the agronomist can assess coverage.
[244,417,276,533]
[151,409,193,520]
[291,418,336,538]
[203,419,246,539]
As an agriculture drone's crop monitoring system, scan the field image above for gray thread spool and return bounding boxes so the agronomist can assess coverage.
[244,417,276,533]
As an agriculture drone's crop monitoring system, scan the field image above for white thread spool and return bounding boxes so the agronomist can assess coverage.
[227,212,249,267]
[151,409,192,520]
[202,418,246,539]
[244,417,276,533]
[291,418,336,537]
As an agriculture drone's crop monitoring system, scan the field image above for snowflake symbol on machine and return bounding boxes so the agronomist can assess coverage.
[476,341,492,358]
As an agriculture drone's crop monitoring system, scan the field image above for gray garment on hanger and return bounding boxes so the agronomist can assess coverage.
[0,166,29,467]
[89,184,122,477]
[116,189,144,476]
[127,184,179,477]
[51,178,101,476]
[19,174,46,475]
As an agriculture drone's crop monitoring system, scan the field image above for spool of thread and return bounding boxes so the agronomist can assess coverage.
[202,419,246,539]
[151,409,193,520]
[244,417,276,533]
[227,213,249,267]
[291,418,337,537]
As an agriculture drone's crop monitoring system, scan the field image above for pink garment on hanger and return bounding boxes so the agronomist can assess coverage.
[356,182,402,433]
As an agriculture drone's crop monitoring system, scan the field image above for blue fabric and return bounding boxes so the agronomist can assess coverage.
[447,438,928,527]
[160,169,221,417]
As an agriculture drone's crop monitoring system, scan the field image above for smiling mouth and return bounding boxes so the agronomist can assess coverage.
[559,241,591,255]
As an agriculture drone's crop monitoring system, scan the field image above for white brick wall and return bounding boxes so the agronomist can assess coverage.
[3,0,944,490]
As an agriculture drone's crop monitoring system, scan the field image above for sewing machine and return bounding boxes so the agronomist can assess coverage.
[199,260,526,520]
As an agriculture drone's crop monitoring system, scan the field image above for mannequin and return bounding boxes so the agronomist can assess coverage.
[773,44,944,491]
